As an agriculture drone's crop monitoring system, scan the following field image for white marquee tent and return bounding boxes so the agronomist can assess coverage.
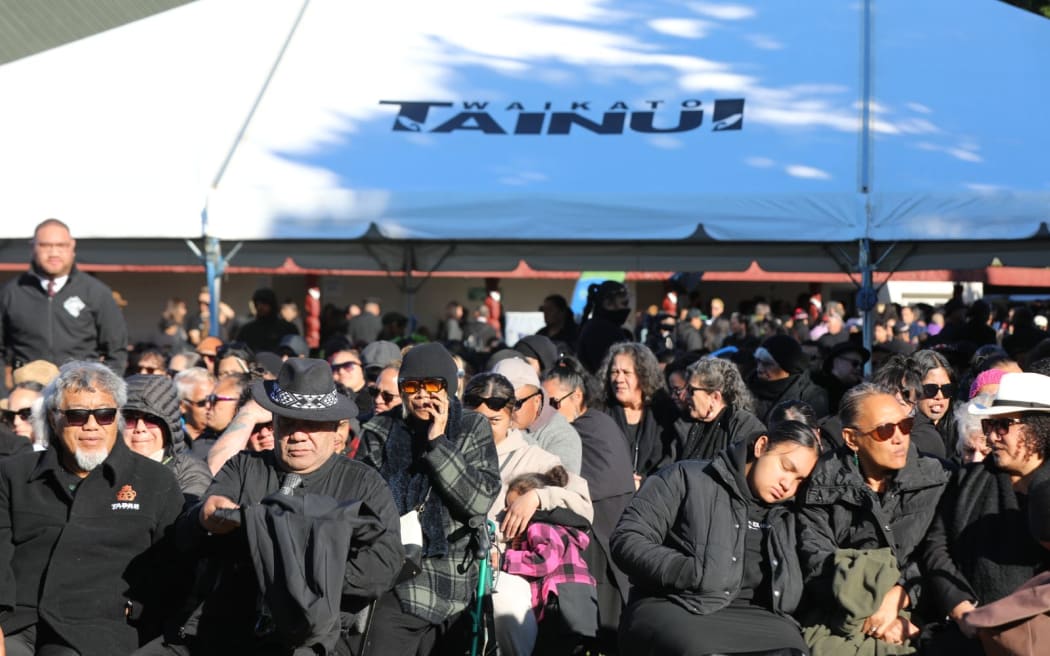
[0,0,1046,282]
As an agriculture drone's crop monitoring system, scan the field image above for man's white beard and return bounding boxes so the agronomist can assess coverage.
[74,448,109,472]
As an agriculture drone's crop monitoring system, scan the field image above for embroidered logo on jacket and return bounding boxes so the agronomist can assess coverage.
[63,295,86,318]
[113,484,140,510]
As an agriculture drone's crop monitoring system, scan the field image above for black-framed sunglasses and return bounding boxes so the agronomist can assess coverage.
[399,378,447,395]
[513,390,543,410]
[137,366,162,375]
[981,416,1024,437]
[463,394,513,411]
[253,421,274,433]
[851,415,915,442]
[59,407,119,427]
[184,397,210,408]
[331,360,361,373]
[1,408,32,425]
[123,410,162,428]
[368,387,398,404]
[922,383,955,399]
[549,391,574,410]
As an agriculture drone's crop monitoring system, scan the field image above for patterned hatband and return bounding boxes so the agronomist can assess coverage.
[268,383,339,409]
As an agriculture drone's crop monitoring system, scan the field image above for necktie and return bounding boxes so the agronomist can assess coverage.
[279,472,303,496]
[47,279,55,298]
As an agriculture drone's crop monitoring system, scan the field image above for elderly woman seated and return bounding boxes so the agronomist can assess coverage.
[676,357,765,462]
[920,372,1050,655]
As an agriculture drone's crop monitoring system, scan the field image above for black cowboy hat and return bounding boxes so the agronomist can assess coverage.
[251,357,357,422]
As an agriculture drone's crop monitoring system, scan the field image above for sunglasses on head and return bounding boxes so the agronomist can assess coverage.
[981,416,1024,437]
[548,391,574,410]
[123,410,162,428]
[1,408,32,425]
[399,378,447,395]
[59,407,118,426]
[922,383,954,399]
[852,415,914,441]
[368,387,398,404]
[463,394,512,411]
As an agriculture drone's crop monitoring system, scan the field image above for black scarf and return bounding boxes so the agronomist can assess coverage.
[380,398,464,558]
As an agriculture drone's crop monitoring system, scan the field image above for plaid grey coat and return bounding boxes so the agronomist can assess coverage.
[358,404,500,624]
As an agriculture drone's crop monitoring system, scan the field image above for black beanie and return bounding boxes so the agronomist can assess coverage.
[124,374,184,447]
[760,335,805,375]
[513,335,559,373]
[400,342,459,396]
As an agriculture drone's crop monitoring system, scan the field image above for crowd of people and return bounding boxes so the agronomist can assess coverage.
[1,219,1049,656]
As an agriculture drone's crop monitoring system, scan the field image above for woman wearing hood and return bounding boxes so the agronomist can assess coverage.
[612,420,821,656]
[123,374,213,503]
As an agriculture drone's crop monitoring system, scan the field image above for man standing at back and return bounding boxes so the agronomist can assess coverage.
[0,219,128,392]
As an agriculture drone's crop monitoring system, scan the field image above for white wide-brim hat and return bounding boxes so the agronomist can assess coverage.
[968,372,1050,416]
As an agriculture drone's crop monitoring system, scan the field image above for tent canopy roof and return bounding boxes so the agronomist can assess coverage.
[0,0,1047,272]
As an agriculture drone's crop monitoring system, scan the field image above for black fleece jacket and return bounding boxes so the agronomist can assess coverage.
[0,264,128,379]
[0,439,183,655]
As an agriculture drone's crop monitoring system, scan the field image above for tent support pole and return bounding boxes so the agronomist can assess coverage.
[859,238,875,360]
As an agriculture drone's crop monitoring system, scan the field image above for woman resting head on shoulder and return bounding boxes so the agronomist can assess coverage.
[611,421,820,656]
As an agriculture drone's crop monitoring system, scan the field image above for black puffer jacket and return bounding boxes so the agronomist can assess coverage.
[797,445,949,607]
[749,371,829,424]
[676,405,766,462]
[611,441,805,618]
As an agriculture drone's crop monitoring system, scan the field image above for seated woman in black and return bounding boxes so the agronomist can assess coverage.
[611,420,821,656]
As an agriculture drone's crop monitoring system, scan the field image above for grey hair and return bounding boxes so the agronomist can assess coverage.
[956,391,994,458]
[686,358,755,414]
[174,367,216,399]
[35,361,127,449]
[838,382,888,430]
[598,342,666,405]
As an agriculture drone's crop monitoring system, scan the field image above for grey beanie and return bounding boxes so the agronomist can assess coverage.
[124,375,185,447]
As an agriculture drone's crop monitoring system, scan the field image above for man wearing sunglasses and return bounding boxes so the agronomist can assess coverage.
[369,364,402,415]
[920,372,1050,652]
[492,357,583,475]
[2,381,43,448]
[174,368,215,448]
[798,383,949,647]
[0,361,184,656]
[328,343,373,419]
[148,357,402,656]
[356,342,500,654]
